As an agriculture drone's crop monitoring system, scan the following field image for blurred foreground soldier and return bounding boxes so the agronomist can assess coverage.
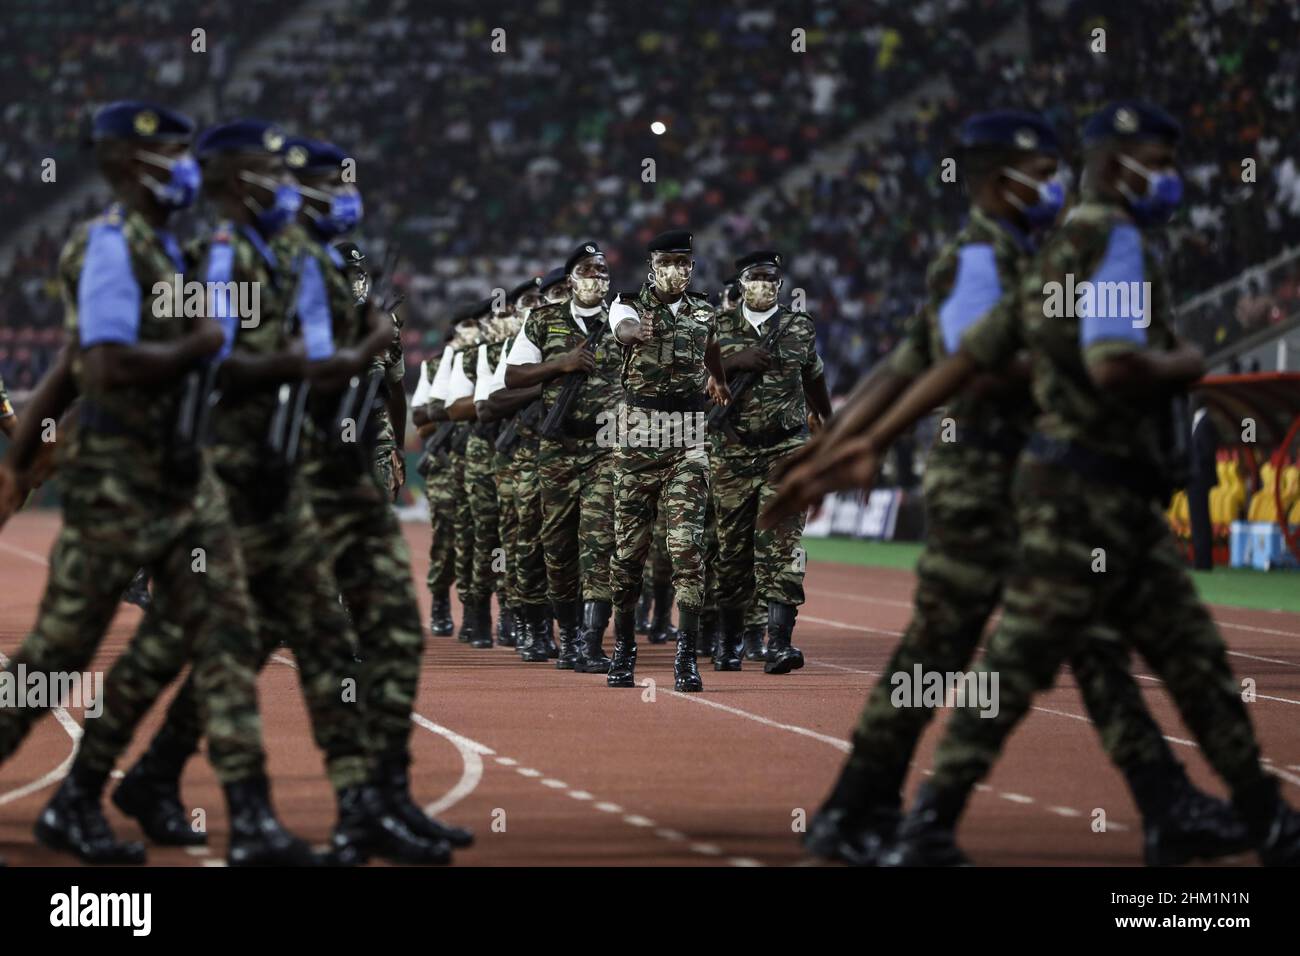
[710,250,830,672]
[779,104,1297,866]
[605,230,731,691]
[0,102,311,865]
[505,242,618,672]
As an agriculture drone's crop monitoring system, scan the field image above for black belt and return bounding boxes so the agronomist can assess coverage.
[624,391,708,414]
[1025,433,1167,501]
[731,423,804,449]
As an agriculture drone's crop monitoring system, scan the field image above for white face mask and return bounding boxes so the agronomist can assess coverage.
[649,261,692,296]
[740,277,780,311]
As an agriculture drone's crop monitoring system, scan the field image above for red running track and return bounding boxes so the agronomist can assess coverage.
[1,510,1298,866]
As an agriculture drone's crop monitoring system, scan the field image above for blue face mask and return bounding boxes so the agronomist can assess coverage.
[240,172,301,235]
[299,185,364,239]
[137,150,200,210]
[1117,154,1183,226]
[1000,166,1065,229]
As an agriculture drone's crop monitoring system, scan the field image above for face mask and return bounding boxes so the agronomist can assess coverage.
[1116,154,1183,226]
[1000,166,1065,228]
[240,172,301,235]
[649,261,692,296]
[299,184,364,238]
[740,277,780,311]
[546,286,571,305]
[571,274,609,306]
[136,149,200,210]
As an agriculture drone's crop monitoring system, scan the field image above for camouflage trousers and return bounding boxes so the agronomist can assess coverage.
[845,449,1183,801]
[464,435,502,602]
[648,509,672,589]
[75,470,368,791]
[0,459,266,784]
[920,456,1271,805]
[538,437,616,604]
[424,457,457,595]
[307,462,425,764]
[703,492,771,629]
[711,447,807,612]
[510,442,549,607]
[450,448,474,606]
[493,451,518,607]
[610,439,710,612]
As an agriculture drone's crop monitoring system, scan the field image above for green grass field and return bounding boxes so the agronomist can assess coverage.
[803,538,1300,614]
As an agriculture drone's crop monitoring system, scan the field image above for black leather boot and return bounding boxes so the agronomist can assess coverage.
[514,604,534,657]
[326,784,451,866]
[121,567,151,609]
[111,732,205,846]
[714,606,744,672]
[635,584,653,634]
[376,756,475,849]
[1126,762,1252,866]
[764,602,805,674]
[674,609,704,693]
[497,602,516,647]
[698,610,718,658]
[742,625,767,661]
[429,591,454,636]
[607,609,638,688]
[536,611,559,659]
[456,595,475,643]
[575,600,613,673]
[35,765,147,864]
[1233,777,1300,865]
[554,599,582,670]
[520,604,550,662]
[223,775,317,867]
[878,783,969,867]
[470,597,494,648]
[647,583,674,644]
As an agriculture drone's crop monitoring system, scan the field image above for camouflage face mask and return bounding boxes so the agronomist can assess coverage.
[740,277,780,311]
[571,274,609,306]
[649,261,692,296]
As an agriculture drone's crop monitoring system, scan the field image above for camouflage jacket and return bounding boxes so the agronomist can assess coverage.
[712,304,822,458]
[191,221,290,480]
[371,308,405,454]
[524,301,620,435]
[888,206,1036,452]
[616,284,717,400]
[59,203,189,466]
[962,195,1178,466]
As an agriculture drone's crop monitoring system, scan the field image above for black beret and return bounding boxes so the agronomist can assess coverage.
[283,136,348,175]
[647,230,692,254]
[958,110,1060,155]
[734,250,784,273]
[539,267,568,293]
[92,101,194,144]
[194,120,286,159]
[334,240,366,267]
[565,241,603,275]
[1082,101,1182,147]
[452,300,483,324]
[509,277,541,301]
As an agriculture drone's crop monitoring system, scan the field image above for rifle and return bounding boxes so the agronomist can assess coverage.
[539,320,607,440]
[495,398,543,453]
[265,253,311,469]
[416,420,456,477]
[706,312,797,435]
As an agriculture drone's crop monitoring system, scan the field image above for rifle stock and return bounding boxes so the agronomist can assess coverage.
[539,321,607,440]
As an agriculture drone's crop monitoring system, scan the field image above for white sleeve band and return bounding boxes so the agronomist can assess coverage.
[488,349,510,396]
[505,324,544,366]
[446,351,474,402]
[608,300,639,333]
[411,360,434,406]
[429,347,455,402]
[473,346,494,403]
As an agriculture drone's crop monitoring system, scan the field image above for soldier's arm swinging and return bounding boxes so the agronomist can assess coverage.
[304,305,392,388]
[802,370,833,424]
[704,339,730,405]
[219,338,307,392]
[80,323,224,391]
[1088,342,1205,395]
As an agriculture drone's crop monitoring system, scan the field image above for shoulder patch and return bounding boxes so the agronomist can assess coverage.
[1078,224,1148,348]
[938,243,1002,354]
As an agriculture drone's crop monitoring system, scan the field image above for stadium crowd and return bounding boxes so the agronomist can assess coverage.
[2,0,1298,398]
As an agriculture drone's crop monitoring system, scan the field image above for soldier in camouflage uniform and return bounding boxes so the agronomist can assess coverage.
[504,243,619,672]
[605,230,732,692]
[780,105,1300,866]
[0,373,14,439]
[486,271,564,657]
[0,103,313,867]
[411,343,457,635]
[59,122,448,866]
[710,250,832,674]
